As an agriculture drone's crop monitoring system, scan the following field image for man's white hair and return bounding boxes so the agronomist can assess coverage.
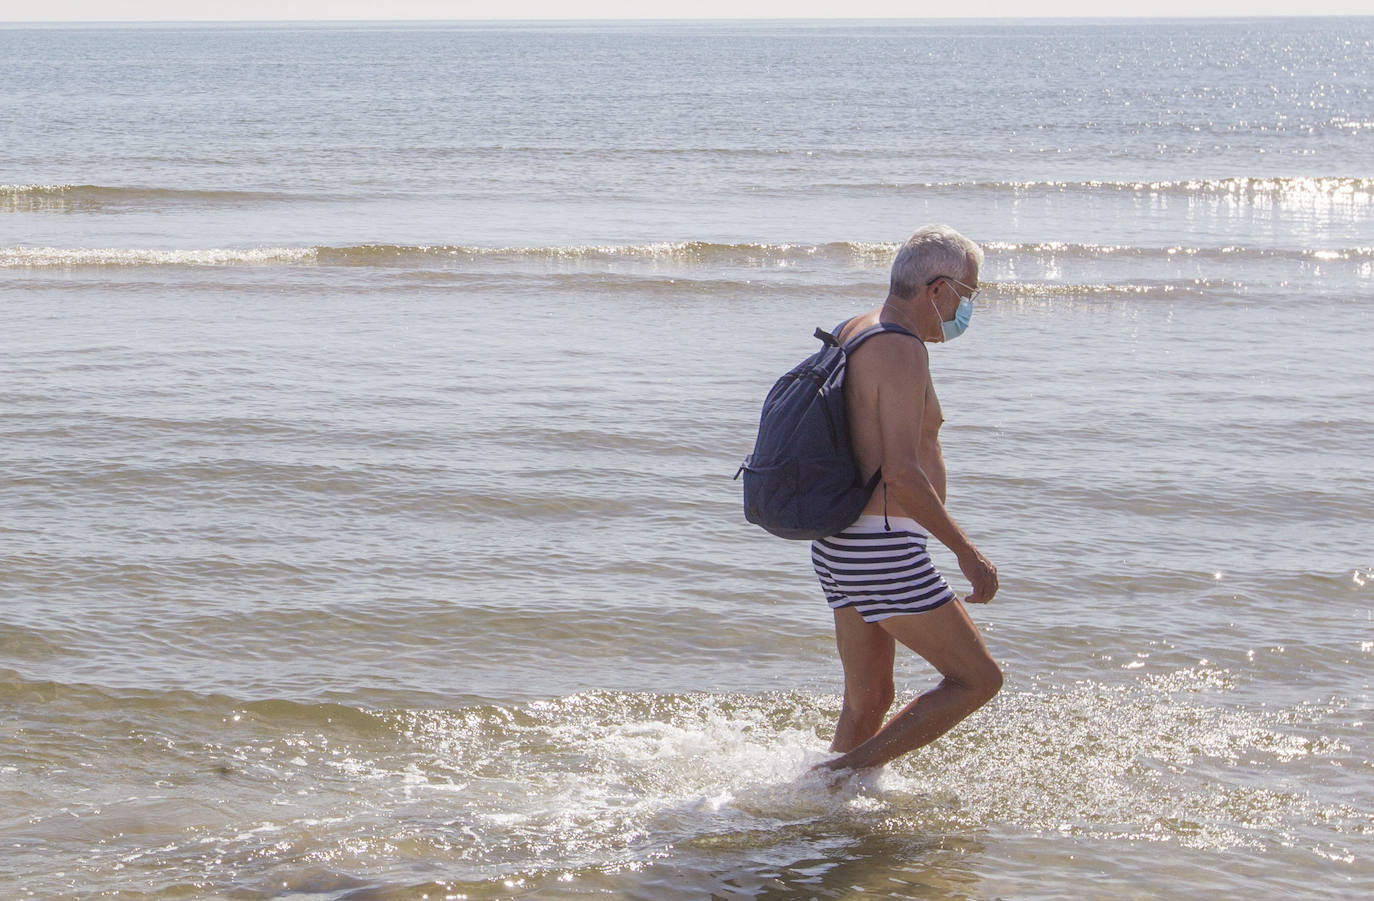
[889,225,984,300]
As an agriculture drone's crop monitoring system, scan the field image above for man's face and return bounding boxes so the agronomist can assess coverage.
[936,267,979,320]
[926,265,980,341]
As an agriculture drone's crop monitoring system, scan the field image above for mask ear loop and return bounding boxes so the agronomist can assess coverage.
[928,283,948,343]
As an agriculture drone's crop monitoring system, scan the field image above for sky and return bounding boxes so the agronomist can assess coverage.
[1,1,1370,22]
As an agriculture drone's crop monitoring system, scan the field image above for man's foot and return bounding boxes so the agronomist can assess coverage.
[807,757,854,786]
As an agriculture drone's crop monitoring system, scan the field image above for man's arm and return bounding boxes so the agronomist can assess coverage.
[869,337,998,604]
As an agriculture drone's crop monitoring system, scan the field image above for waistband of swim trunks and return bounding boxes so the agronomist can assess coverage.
[845,514,925,534]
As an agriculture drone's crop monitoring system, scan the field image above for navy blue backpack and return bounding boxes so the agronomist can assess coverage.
[736,319,918,539]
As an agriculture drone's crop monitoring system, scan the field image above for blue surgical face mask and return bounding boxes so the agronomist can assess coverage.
[942,297,973,342]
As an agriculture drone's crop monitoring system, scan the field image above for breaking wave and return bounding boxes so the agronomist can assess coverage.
[4,240,1370,270]
[816,176,1374,198]
[0,183,301,211]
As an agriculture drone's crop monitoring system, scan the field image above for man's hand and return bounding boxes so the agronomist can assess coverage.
[958,549,998,604]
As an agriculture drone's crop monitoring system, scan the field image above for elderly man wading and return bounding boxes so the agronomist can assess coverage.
[810,225,1002,772]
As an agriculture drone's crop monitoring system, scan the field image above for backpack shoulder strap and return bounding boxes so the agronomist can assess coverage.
[842,321,920,353]
[813,319,919,352]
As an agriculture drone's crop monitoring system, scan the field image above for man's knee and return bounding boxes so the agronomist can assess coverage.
[873,679,896,714]
[967,659,1003,705]
[846,678,895,720]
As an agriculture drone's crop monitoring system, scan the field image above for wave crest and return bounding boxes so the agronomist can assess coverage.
[5,240,1370,269]
[1,241,897,269]
[1,183,298,211]
[818,176,1374,198]
[0,246,318,267]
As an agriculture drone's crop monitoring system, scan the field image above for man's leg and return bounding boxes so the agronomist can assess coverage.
[829,605,896,752]
[821,599,1001,771]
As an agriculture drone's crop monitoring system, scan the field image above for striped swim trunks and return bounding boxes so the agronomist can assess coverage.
[811,515,956,623]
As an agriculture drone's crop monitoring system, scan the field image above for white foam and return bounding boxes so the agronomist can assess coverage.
[0,246,317,267]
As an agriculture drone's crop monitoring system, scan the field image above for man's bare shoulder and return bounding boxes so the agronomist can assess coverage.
[848,329,929,380]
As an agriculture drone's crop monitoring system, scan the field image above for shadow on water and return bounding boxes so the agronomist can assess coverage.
[615,829,989,901]
[332,817,991,900]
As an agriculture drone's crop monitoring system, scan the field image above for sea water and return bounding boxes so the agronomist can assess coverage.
[1,18,1371,899]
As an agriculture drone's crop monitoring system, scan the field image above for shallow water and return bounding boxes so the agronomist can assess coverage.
[2,17,1372,900]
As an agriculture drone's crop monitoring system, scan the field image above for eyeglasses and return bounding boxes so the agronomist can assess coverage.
[925,274,980,304]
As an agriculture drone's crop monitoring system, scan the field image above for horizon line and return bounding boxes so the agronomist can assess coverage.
[4,14,1372,24]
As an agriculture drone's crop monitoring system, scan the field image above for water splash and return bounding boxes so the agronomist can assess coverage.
[2,672,1366,895]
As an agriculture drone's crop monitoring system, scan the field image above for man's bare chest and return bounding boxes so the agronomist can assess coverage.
[924,378,944,434]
